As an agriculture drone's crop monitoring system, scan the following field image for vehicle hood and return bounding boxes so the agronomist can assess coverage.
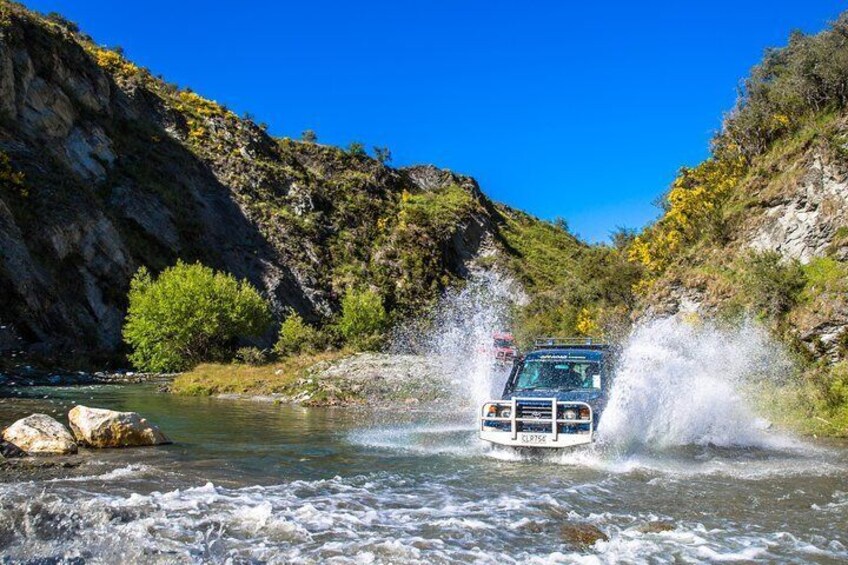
[507,389,605,406]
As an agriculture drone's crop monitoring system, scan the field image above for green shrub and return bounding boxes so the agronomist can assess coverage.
[741,251,806,319]
[721,16,848,160]
[801,257,848,299]
[347,142,367,158]
[234,346,270,366]
[337,288,387,350]
[123,261,272,372]
[399,184,476,237]
[275,312,322,356]
[301,129,318,143]
[819,361,848,409]
[373,146,392,164]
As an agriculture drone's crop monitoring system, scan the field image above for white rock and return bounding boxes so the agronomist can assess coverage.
[68,405,169,448]
[1,413,78,454]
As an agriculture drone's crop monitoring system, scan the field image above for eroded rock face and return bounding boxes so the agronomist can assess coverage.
[748,156,848,263]
[1,414,78,454]
[68,405,170,448]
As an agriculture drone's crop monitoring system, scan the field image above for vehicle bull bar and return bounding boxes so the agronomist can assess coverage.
[479,398,594,448]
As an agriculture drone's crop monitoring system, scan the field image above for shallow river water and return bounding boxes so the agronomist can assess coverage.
[0,383,847,564]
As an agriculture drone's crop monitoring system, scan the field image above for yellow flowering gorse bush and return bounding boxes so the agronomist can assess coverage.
[629,148,746,278]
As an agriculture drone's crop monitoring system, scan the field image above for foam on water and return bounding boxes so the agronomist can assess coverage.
[2,470,846,564]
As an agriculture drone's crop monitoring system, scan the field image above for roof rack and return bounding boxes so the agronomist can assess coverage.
[533,337,609,350]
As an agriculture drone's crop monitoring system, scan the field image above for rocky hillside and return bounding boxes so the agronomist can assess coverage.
[0,2,631,365]
[631,15,848,354]
[628,13,848,431]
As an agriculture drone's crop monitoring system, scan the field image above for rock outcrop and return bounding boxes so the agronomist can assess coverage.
[1,413,77,454]
[68,405,169,447]
[747,155,848,263]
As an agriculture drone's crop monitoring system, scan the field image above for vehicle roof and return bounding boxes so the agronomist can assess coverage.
[525,348,605,361]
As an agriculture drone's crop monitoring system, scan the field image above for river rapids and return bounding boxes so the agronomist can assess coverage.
[1,297,847,562]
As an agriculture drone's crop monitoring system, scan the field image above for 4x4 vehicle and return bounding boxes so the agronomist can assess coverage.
[491,332,518,365]
[479,338,612,449]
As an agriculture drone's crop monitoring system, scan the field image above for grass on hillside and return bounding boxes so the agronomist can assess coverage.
[497,206,580,292]
[754,381,848,438]
[170,351,349,397]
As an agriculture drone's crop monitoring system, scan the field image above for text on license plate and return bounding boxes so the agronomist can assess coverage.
[520,433,547,444]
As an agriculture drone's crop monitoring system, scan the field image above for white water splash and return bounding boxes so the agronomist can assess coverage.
[391,271,523,408]
[597,317,795,451]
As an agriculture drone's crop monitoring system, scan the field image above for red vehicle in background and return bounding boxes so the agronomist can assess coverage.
[492,332,518,365]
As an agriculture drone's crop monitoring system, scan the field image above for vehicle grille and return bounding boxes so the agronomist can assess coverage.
[516,403,553,420]
[516,402,553,432]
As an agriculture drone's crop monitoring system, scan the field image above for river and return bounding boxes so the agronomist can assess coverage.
[1,382,847,564]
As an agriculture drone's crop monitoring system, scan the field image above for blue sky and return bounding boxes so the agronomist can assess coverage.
[23,1,848,241]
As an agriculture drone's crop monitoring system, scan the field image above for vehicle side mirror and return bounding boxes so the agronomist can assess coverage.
[592,374,601,388]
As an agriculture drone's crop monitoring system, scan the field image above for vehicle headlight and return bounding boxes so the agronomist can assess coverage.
[499,407,512,418]
[563,409,578,420]
[485,404,498,416]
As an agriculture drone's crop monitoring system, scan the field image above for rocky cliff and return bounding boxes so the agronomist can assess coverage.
[0,3,566,364]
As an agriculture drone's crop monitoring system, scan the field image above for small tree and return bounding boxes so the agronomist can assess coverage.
[123,261,271,372]
[337,288,387,350]
[373,146,392,164]
[742,251,806,319]
[347,141,367,158]
[301,129,318,143]
[275,312,322,356]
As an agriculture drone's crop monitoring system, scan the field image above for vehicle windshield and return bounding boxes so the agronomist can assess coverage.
[493,338,514,348]
[513,359,600,391]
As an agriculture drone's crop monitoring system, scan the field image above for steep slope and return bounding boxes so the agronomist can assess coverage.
[0,2,605,364]
[632,16,848,353]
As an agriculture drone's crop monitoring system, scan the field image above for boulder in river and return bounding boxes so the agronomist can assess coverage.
[68,405,170,448]
[559,522,609,549]
[634,520,676,534]
[1,414,78,454]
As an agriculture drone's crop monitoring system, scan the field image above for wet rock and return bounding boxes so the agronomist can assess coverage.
[1,414,78,454]
[68,405,170,448]
[634,521,676,534]
[0,457,84,483]
[519,520,546,534]
[0,441,26,459]
[559,523,608,548]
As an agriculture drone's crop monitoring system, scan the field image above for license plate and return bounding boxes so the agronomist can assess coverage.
[521,433,547,444]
